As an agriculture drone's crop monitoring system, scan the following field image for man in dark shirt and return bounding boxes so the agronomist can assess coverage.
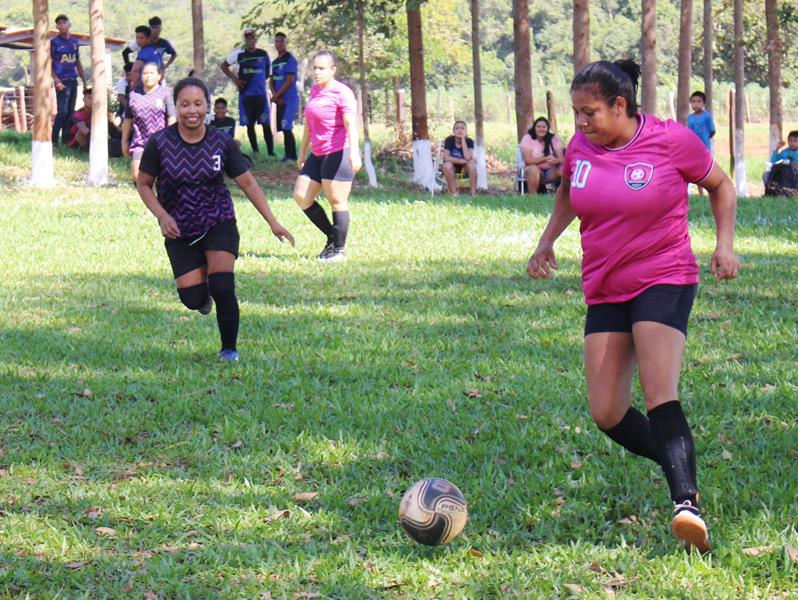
[269,32,299,161]
[123,16,177,80]
[50,14,86,145]
[209,98,237,141]
[220,28,275,155]
[442,120,476,196]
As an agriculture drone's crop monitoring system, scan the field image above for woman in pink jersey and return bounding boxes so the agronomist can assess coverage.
[527,60,739,552]
[293,50,361,262]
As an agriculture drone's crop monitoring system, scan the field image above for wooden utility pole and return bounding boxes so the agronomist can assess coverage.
[191,0,205,79]
[88,0,109,185]
[357,0,378,187]
[471,0,487,189]
[676,0,693,124]
[31,0,53,186]
[512,0,533,141]
[640,0,657,115]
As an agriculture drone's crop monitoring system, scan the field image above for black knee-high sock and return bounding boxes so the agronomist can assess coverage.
[177,283,209,310]
[600,407,660,464]
[284,130,297,159]
[303,202,334,239]
[247,125,259,153]
[332,210,350,250]
[648,401,699,505]
[263,125,275,155]
[208,272,239,351]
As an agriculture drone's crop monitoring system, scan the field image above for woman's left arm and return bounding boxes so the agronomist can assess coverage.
[343,112,361,172]
[699,163,740,280]
[233,171,295,246]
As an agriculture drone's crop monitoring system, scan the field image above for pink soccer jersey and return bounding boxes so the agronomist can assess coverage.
[304,80,357,156]
[561,114,715,305]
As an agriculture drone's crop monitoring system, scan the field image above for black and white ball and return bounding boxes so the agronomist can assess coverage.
[398,478,468,545]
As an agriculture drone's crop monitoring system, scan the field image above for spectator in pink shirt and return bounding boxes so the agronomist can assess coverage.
[520,116,564,194]
[293,50,361,262]
[526,59,739,553]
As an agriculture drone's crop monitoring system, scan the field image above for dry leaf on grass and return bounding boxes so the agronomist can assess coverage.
[381,580,404,590]
[74,388,92,398]
[721,449,733,460]
[742,546,774,556]
[618,515,637,525]
[332,534,350,545]
[564,583,585,593]
[465,388,482,399]
[292,592,321,599]
[228,440,243,450]
[85,508,104,519]
[94,526,116,537]
[144,592,158,600]
[272,402,295,409]
[447,399,457,412]
[570,460,583,470]
[553,497,566,506]
[264,509,291,522]
[786,546,798,563]
[66,561,86,570]
[293,492,319,502]
[468,547,484,558]
[348,497,367,506]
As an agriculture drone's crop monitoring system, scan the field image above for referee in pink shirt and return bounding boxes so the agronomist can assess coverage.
[527,60,739,553]
[292,50,361,262]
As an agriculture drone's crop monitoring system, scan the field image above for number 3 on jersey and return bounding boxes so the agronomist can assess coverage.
[571,159,592,188]
[212,154,221,171]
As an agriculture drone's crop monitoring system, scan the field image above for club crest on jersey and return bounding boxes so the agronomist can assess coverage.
[624,162,654,190]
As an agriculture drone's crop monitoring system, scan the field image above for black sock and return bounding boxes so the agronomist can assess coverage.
[208,272,239,351]
[332,210,350,250]
[263,125,275,155]
[303,202,334,239]
[600,407,660,464]
[247,125,259,153]
[648,401,699,506]
[283,130,297,159]
[177,283,209,310]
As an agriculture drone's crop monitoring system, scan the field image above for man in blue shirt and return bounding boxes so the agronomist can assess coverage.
[130,26,162,88]
[123,17,177,80]
[50,14,86,145]
[269,32,299,161]
[687,91,715,151]
[220,28,274,156]
[770,130,798,164]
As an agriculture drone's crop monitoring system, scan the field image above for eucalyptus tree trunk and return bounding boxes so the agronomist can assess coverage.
[573,0,590,73]
[357,0,378,187]
[512,0,533,141]
[471,0,487,189]
[191,0,205,79]
[88,0,109,185]
[702,0,713,113]
[765,0,783,158]
[733,0,748,195]
[407,1,433,191]
[31,0,54,186]
[640,0,657,115]
[676,0,693,124]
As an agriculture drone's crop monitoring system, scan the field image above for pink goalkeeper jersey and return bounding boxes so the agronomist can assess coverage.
[305,80,357,156]
[562,114,715,305]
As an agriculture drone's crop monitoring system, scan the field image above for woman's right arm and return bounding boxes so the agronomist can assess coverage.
[526,177,576,279]
[137,171,180,238]
[121,119,132,157]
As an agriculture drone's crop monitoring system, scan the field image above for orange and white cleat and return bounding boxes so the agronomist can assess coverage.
[671,500,711,552]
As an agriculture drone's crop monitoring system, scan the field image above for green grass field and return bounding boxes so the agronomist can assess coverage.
[0,133,796,598]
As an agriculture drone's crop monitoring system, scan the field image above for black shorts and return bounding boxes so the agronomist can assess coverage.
[584,283,698,337]
[300,148,355,183]
[242,95,268,126]
[164,218,240,279]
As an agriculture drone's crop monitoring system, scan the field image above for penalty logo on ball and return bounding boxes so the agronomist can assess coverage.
[623,161,654,190]
[398,478,468,546]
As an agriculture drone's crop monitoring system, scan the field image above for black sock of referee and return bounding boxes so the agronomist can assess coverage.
[648,400,699,506]
[303,202,334,240]
[208,272,239,351]
[283,130,297,160]
[332,210,350,250]
[247,124,259,153]
[599,407,660,464]
[263,125,275,155]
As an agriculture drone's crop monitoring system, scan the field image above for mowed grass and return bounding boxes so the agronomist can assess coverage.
[0,135,797,599]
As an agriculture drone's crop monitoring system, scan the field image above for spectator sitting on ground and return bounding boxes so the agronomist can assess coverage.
[209,97,238,144]
[442,120,476,196]
[520,116,564,194]
[115,63,133,120]
[763,130,798,195]
[66,87,122,156]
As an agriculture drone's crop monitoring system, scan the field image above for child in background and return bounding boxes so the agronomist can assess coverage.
[687,91,715,196]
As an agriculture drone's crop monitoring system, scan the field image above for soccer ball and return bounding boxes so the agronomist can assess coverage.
[398,478,468,545]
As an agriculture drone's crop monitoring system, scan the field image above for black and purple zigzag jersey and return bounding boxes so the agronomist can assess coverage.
[139,124,250,238]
